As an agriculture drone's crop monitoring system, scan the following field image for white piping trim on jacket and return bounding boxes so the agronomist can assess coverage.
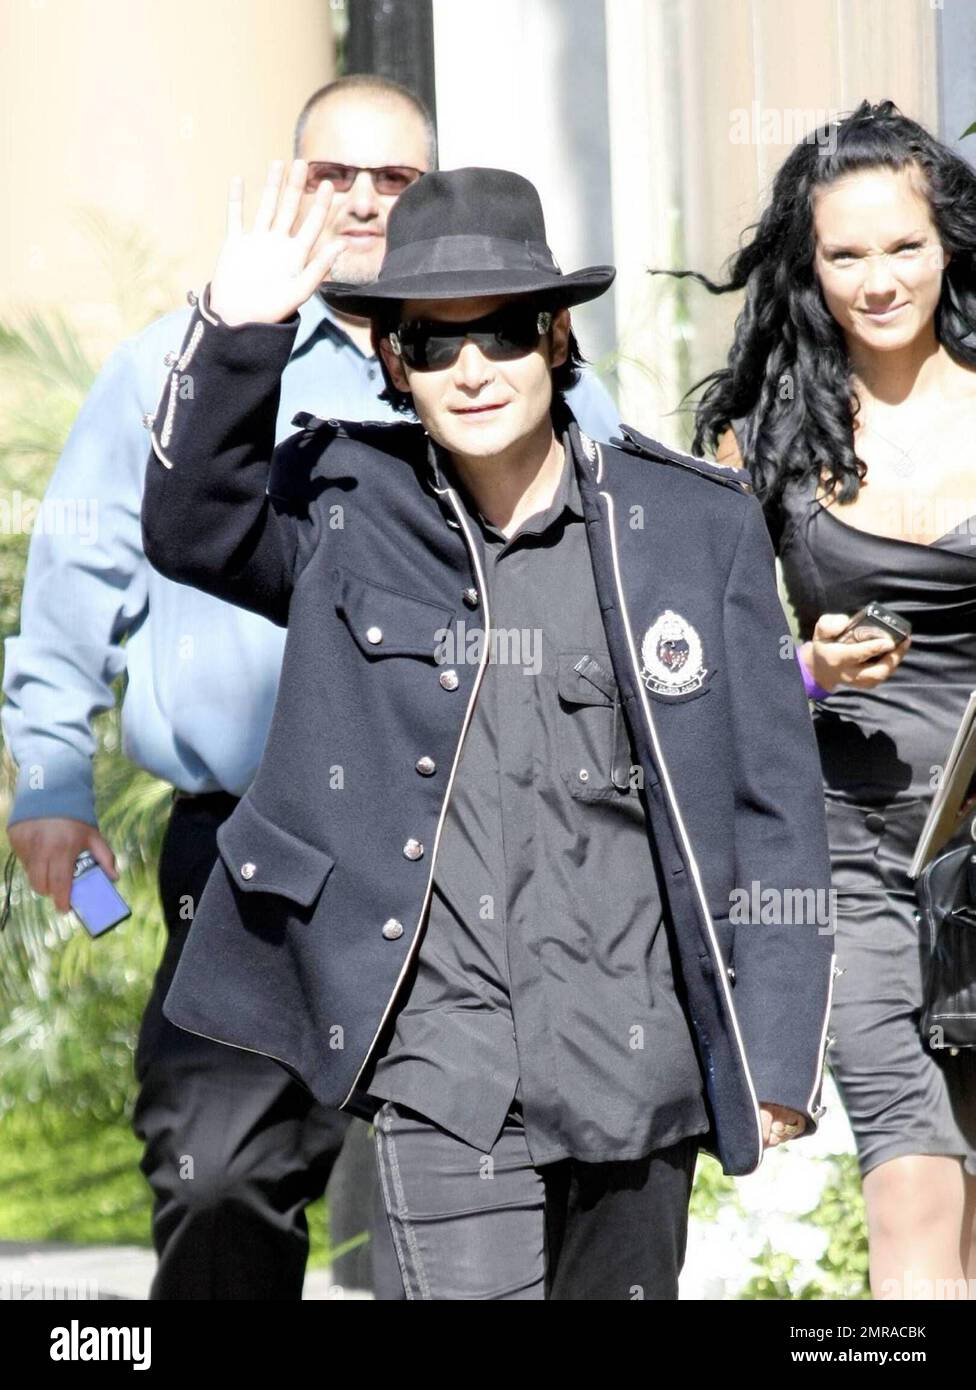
[342,484,493,1105]
[197,287,219,327]
[159,374,180,449]
[149,432,175,471]
[806,950,836,1117]
[177,318,204,372]
[159,317,207,451]
[159,1015,303,1073]
[597,452,764,1169]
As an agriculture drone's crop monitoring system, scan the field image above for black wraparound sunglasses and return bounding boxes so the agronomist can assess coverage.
[389,306,554,371]
[305,162,425,195]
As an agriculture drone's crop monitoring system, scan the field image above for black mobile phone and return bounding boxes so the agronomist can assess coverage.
[838,601,912,647]
[70,851,131,938]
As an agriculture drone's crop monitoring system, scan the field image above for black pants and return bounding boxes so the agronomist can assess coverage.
[132,793,404,1300]
[373,1099,698,1299]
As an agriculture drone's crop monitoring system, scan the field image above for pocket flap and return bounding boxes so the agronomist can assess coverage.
[557,651,617,706]
[216,797,335,907]
[334,566,456,660]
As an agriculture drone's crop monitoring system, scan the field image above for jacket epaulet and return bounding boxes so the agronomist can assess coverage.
[291,412,417,444]
[611,424,753,495]
[289,414,425,463]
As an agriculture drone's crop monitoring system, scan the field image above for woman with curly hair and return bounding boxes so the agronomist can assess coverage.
[673,99,976,1297]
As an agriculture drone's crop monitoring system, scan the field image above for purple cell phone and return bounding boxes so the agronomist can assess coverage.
[70,851,131,938]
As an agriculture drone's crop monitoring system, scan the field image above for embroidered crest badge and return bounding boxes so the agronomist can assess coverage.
[640,610,707,696]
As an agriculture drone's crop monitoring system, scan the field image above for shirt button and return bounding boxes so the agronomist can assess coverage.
[365,626,383,645]
[415,756,436,776]
[462,588,480,608]
[865,812,885,833]
[164,351,178,367]
[578,769,590,783]
[439,670,459,691]
[240,862,256,880]
[141,413,155,430]
[403,839,424,860]
[186,289,199,306]
[382,918,404,940]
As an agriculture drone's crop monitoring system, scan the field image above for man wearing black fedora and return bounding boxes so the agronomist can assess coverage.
[141,161,835,1300]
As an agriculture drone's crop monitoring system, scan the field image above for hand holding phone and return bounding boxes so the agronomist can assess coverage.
[837,601,912,648]
[70,851,131,938]
[802,605,912,693]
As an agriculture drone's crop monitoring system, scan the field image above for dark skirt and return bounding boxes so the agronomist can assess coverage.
[824,795,976,1179]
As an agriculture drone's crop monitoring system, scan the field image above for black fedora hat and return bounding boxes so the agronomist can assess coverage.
[321,167,615,318]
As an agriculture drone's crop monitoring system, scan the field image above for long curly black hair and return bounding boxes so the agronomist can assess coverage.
[667,100,976,536]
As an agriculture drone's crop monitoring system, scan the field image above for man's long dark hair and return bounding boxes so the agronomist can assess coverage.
[666,100,976,535]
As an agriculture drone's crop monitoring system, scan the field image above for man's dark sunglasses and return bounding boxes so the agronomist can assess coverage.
[305,162,424,195]
[389,306,554,371]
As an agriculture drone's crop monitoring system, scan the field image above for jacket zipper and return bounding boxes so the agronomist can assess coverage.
[341,484,493,1106]
[596,445,765,1168]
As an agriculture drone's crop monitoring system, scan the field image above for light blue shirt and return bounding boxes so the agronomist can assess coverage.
[2,293,620,828]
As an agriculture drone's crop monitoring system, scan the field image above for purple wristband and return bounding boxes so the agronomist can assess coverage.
[795,647,831,700]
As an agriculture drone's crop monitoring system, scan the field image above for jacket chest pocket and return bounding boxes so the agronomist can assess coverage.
[333,565,457,662]
[556,650,639,800]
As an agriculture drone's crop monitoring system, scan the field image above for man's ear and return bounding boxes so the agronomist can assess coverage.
[379,335,411,393]
[550,307,571,370]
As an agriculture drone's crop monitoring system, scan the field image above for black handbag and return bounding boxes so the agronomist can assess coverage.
[915,839,976,1052]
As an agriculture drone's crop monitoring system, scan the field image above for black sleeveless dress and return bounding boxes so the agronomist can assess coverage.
[776,471,976,1178]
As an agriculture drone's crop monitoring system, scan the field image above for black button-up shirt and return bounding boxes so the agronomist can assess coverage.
[361,436,709,1164]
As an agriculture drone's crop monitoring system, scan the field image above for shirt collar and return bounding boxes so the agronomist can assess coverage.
[429,431,584,539]
[293,290,376,359]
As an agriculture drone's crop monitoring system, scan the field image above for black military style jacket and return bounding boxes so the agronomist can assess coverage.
[141,296,835,1177]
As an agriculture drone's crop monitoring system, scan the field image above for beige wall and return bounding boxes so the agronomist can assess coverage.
[0,0,334,355]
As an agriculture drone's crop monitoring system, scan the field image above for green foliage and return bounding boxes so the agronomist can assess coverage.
[73,209,180,339]
[804,1153,870,1299]
[737,1154,870,1300]
[0,1104,337,1269]
[739,1245,803,1300]
[690,1150,738,1220]
[0,1105,150,1245]
[0,735,169,1123]
[0,225,178,1202]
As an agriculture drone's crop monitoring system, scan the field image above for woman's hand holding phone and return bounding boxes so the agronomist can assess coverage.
[798,611,911,692]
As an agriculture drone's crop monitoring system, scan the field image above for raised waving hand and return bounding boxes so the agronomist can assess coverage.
[208,159,343,327]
